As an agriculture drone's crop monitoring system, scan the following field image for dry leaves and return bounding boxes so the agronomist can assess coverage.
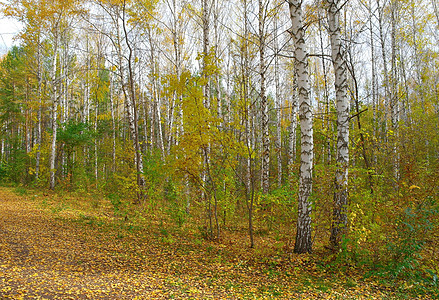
[0,187,436,299]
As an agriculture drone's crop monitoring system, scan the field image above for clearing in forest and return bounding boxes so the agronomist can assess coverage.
[0,187,435,299]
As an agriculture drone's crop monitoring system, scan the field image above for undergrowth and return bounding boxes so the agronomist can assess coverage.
[4,183,438,298]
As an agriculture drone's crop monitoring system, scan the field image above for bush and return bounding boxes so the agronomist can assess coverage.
[336,194,438,289]
[164,179,187,227]
[0,162,8,182]
[381,197,438,281]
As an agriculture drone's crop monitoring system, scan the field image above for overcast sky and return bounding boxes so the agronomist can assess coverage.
[0,17,22,55]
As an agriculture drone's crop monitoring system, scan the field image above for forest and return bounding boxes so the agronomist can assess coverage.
[0,0,438,298]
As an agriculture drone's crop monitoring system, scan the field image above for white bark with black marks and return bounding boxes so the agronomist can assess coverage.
[287,0,314,254]
[49,32,59,190]
[327,0,349,249]
[259,0,270,194]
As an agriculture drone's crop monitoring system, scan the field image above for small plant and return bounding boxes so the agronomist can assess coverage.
[158,222,175,244]
[79,213,96,225]
[159,225,169,237]
[107,193,128,218]
[51,202,68,214]
[14,186,28,196]
[0,163,8,182]
[40,199,48,208]
[344,278,358,288]
[163,180,187,227]
[167,201,186,227]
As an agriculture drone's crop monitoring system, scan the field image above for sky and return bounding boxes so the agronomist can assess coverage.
[0,17,22,55]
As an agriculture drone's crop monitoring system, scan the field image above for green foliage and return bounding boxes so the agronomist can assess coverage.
[0,3,437,293]
[13,186,28,196]
[333,191,438,291]
[256,185,296,232]
[0,46,31,184]
[107,192,129,218]
[4,144,29,184]
[57,120,94,149]
[142,151,169,209]
[0,163,8,182]
[57,120,95,189]
[0,46,26,124]
[55,118,95,190]
[164,179,187,227]
[381,197,438,280]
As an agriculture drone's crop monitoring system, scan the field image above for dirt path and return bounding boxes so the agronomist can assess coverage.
[0,188,191,299]
[1,188,300,299]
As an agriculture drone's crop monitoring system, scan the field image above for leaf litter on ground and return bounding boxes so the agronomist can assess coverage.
[0,187,437,299]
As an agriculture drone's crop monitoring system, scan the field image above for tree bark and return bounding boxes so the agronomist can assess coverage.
[288,0,314,254]
[318,13,331,165]
[327,0,350,249]
[116,0,146,202]
[35,39,42,182]
[259,0,269,194]
[288,77,298,182]
[49,32,59,190]
[110,77,117,174]
[273,12,282,188]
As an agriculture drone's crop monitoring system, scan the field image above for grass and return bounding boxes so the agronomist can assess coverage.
[1,185,438,299]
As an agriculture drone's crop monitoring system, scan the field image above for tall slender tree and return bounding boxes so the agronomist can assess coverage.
[259,0,270,194]
[287,0,314,254]
[327,0,350,249]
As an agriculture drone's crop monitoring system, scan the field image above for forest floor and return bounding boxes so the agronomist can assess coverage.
[0,186,437,299]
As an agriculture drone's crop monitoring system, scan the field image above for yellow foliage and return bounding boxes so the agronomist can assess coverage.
[97,112,112,121]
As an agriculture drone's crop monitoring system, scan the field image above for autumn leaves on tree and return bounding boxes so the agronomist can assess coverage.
[0,0,438,258]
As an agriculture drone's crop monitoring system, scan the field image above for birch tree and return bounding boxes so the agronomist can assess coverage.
[94,0,149,202]
[273,5,282,187]
[259,0,270,194]
[48,15,61,190]
[120,0,146,202]
[326,0,349,249]
[287,0,314,254]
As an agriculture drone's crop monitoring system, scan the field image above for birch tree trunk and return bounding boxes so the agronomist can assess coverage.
[273,12,282,188]
[109,74,116,173]
[202,0,211,234]
[327,0,350,249]
[35,39,42,182]
[202,0,211,108]
[288,0,314,254]
[318,14,331,164]
[376,0,391,134]
[102,0,146,202]
[149,29,164,155]
[288,79,298,182]
[82,38,90,170]
[122,1,145,202]
[49,33,59,190]
[369,0,377,165]
[201,0,220,239]
[239,0,254,248]
[390,1,399,182]
[259,0,269,194]
[94,104,98,184]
